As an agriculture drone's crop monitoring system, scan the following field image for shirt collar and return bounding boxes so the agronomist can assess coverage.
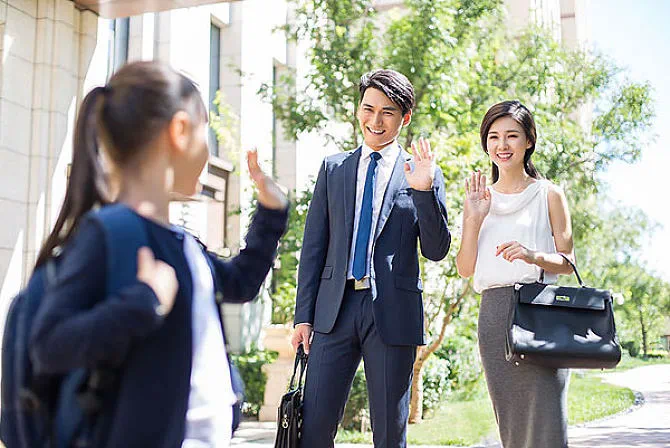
[361,140,400,165]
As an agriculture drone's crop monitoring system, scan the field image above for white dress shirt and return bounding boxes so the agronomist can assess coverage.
[181,232,237,448]
[347,141,401,279]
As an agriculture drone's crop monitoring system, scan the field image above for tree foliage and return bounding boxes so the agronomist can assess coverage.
[260,0,660,422]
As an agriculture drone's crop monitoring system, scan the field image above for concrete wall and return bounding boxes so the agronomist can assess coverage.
[0,0,100,339]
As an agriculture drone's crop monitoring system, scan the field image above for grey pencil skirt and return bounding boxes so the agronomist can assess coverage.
[478,286,570,448]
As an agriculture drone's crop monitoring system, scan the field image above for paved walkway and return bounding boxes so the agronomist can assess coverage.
[568,364,670,448]
[232,364,670,448]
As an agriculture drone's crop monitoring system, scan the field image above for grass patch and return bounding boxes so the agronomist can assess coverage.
[335,429,373,444]
[614,353,670,371]
[568,372,635,424]
[406,398,496,446]
[335,398,497,446]
[336,370,637,446]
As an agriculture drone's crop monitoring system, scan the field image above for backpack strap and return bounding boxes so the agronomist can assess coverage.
[59,204,149,447]
[82,204,149,409]
[95,204,150,294]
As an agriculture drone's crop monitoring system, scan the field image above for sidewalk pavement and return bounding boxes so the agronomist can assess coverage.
[568,363,670,448]
[233,364,670,448]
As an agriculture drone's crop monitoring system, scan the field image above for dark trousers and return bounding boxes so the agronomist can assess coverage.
[299,285,416,448]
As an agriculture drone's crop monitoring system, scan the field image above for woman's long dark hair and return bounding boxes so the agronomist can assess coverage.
[479,100,540,183]
[35,61,206,268]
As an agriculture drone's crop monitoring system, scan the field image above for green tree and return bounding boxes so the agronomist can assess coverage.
[270,184,314,323]
[604,262,670,357]
[265,0,381,150]
[266,0,656,423]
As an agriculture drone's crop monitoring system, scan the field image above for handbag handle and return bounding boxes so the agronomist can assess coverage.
[297,347,308,395]
[539,253,585,287]
[558,253,585,287]
[288,345,308,392]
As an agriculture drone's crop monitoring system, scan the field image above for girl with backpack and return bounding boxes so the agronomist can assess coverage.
[28,61,288,447]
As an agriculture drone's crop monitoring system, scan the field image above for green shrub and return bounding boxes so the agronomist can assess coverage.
[645,350,669,359]
[421,356,452,417]
[622,340,640,358]
[340,357,455,428]
[230,346,278,417]
[341,365,369,430]
[270,283,297,325]
[436,334,483,400]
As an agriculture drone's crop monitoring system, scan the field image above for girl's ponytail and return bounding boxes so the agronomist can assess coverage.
[36,61,206,269]
[35,86,111,268]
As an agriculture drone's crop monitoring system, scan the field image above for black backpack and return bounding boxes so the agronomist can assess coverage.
[1,256,59,446]
[1,204,246,447]
[0,204,149,447]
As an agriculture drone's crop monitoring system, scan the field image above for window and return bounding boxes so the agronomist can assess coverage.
[107,18,130,79]
[209,22,222,156]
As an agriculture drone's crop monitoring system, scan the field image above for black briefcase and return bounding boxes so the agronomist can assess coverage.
[506,254,622,369]
[274,345,308,448]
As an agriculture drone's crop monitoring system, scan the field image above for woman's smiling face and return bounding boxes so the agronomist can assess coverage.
[486,116,533,171]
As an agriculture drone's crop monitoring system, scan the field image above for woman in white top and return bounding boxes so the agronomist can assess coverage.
[456,100,576,448]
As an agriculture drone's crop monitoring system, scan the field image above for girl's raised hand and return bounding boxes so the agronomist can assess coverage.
[247,149,288,210]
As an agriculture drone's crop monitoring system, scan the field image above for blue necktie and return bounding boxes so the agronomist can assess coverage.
[353,152,382,280]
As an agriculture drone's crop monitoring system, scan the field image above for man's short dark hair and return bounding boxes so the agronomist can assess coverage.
[359,69,415,116]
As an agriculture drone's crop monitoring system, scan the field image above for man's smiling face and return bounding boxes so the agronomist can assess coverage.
[357,87,411,151]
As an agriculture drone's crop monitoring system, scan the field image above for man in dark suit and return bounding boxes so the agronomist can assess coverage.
[291,69,451,447]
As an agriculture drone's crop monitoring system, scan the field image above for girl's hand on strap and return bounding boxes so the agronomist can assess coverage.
[137,247,178,315]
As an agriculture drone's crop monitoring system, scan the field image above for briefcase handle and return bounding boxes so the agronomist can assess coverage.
[288,345,308,392]
[540,253,585,287]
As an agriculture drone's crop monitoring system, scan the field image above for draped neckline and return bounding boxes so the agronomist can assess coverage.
[488,180,546,215]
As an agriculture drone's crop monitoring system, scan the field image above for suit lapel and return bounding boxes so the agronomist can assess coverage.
[375,149,408,240]
[343,147,362,251]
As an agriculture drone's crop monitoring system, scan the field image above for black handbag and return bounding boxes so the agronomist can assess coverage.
[274,345,308,448]
[506,254,622,369]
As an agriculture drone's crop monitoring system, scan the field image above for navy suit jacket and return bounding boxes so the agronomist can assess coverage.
[294,146,451,346]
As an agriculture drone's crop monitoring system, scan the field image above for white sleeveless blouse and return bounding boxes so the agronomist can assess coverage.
[473,179,557,293]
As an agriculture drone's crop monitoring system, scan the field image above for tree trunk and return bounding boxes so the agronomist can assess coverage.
[408,347,424,424]
[639,308,648,356]
[407,281,471,424]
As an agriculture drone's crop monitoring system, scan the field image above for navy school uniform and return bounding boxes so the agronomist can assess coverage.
[29,204,288,447]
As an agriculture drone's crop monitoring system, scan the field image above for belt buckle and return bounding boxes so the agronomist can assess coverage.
[354,277,370,290]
